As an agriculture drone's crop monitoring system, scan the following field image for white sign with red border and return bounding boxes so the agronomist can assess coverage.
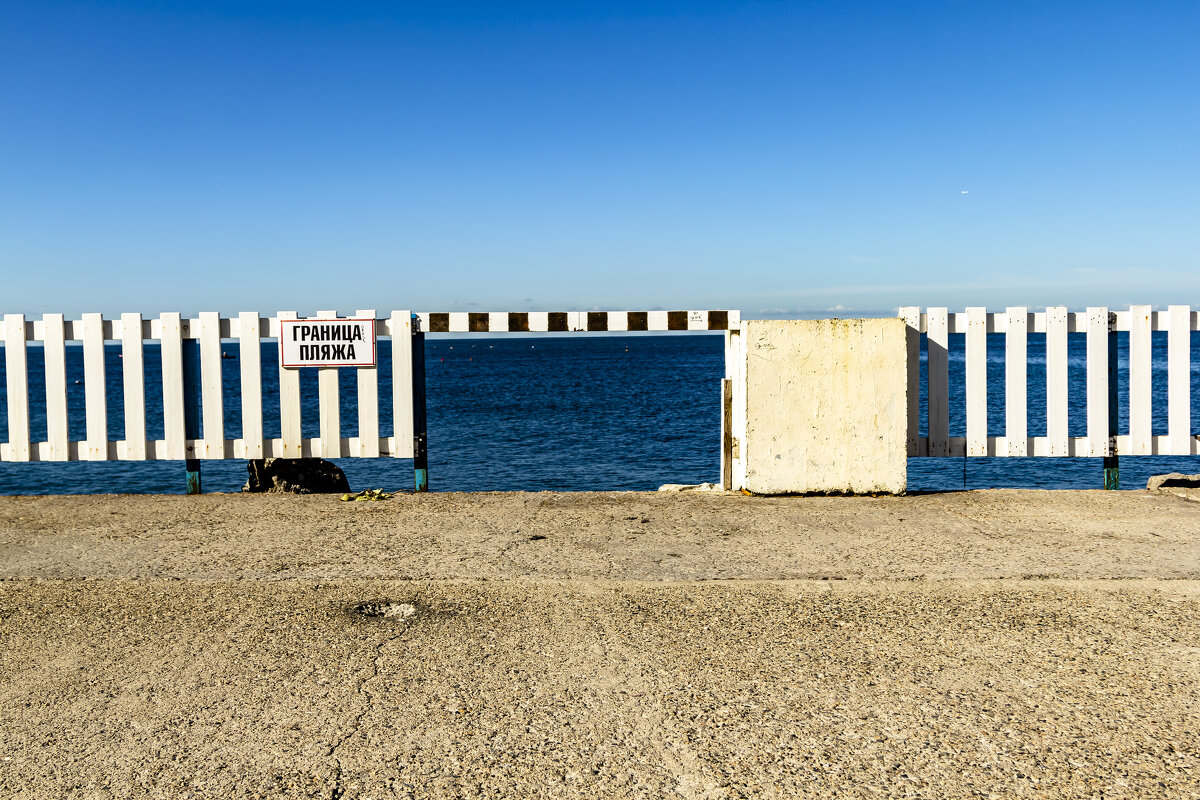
[279,318,377,368]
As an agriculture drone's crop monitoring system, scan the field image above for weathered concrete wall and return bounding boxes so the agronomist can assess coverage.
[740,318,907,495]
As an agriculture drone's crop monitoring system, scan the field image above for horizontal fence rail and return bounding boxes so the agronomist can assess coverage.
[1,309,739,465]
[900,305,1200,459]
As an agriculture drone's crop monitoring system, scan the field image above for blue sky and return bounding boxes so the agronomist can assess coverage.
[2,1,1197,317]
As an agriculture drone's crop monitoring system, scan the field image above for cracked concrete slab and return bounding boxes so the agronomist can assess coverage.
[2,489,1199,581]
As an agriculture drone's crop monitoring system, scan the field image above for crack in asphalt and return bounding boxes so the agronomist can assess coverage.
[328,598,420,800]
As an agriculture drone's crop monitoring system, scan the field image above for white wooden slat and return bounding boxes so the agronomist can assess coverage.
[317,369,340,458]
[899,307,920,457]
[355,309,379,458]
[1085,307,1110,458]
[926,308,949,457]
[1168,305,1191,456]
[120,312,146,460]
[1045,307,1069,456]
[390,310,414,458]
[80,313,108,461]
[198,312,225,458]
[238,311,263,459]
[159,313,187,460]
[277,311,303,458]
[648,310,668,331]
[448,312,469,332]
[965,307,988,456]
[1129,304,1153,455]
[316,309,342,459]
[1004,307,1028,456]
[488,312,507,333]
[42,314,69,461]
[608,311,629,332]
[3,314,30,461]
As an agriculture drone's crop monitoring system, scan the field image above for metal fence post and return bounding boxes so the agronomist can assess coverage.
[1104,313,1119,490]
[183,335,202,494]
[411,321,428,492]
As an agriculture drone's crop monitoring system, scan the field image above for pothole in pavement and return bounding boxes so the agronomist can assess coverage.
[351,601,418,620]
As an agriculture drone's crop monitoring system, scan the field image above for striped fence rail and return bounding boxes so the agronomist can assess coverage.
[415,309,738,333]
[899,305,1200,459]
[0,309,740,466]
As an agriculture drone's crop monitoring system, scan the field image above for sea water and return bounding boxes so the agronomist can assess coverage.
[0,333,1197,494]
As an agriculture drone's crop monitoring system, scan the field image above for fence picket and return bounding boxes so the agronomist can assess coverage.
[276,311,302,458]
[1045,307,1068,456]
[1004,307,1027,456]
[42,314,69,461]
[926,308,949,457]
[965,307,988,456]
[1085,307,1110,457]
[120,312,146,460]
[1168,305,1191,455]
[1129,304,1152,455]
[316,310,342,459]
[81,313,108,460]
[198,311,224,458]
[3,314,30,461]
[238,312,263,459]
[391,310,414,458]
[159,313,186,460]
[355,309,379,458]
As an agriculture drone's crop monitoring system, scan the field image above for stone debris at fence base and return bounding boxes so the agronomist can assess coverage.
[242,457,352,494]
[1147,472,1200,502]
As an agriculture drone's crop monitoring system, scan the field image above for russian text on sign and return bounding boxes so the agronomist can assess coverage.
[279,319,376,368]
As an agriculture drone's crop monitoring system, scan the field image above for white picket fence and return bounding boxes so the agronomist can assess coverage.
[899,305,1200,459]
[1,308,740,465]
[0,310,417,462]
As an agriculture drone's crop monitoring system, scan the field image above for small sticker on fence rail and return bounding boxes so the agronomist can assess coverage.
[280,319,376,368]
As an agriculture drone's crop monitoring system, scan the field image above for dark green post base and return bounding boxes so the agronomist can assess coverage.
[186,459,202,495]
[1103,455,1119,490]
